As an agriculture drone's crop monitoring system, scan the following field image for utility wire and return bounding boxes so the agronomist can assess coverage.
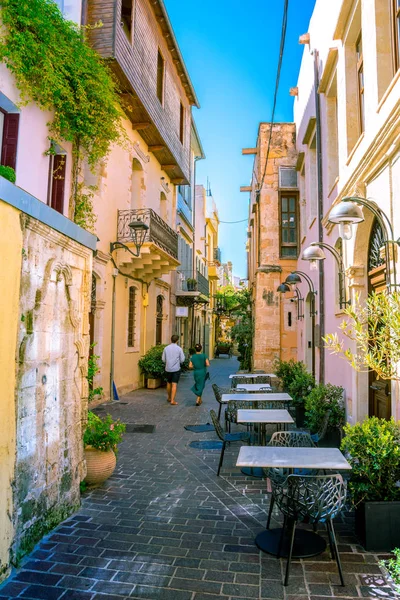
[219,218,248,224]
[257,0,289,193]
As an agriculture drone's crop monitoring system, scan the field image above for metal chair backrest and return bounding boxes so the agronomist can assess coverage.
[225,399,252,423]
[232,375,271,388]
[269,430,316,448]
[273,474,346,523]
[252,400,286,410]
[210,409,224,441]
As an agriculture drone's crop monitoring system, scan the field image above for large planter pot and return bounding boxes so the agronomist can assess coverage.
[355,501,400,551]
[147,377,162,389]
[320,428,342,448]
[84,446,116,485]
[295,405,306,428]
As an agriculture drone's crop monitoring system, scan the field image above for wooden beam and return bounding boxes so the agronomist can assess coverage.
[148,144,165,152]
[132,122,151,130]
[240,186,252,192]
[162,164,177,170]
[242,148,257,155]
[171,178,185,184]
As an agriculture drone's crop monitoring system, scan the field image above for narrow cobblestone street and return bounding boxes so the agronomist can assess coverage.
[0,358,396,600]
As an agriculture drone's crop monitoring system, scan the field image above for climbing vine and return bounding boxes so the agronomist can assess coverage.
[0,0,124,230]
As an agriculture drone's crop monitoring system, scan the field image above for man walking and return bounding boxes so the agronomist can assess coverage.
[162,335,185,405]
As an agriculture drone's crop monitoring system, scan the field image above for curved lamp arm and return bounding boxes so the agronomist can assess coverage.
[291,270,316,294]
[110,241,140,258]
[310,242,350,309]
[310,242,343,270]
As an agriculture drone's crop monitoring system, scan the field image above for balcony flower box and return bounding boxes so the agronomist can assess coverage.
[186,278,197,292]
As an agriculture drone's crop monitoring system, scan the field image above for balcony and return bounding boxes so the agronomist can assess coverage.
[176,269,209,305]
[213,247,222,263]
[117,209,179,281]
[177,188,193,227]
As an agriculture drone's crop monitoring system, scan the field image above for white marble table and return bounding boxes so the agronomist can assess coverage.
[229,373,277,379]
[236,383,272,392]
[236,446,351,559]
[237,409,294,425]
[221,393,291,404]
[236,446,351,470]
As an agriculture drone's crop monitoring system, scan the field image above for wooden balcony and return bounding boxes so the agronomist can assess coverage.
[87,0,199,184]
[116,208,179,281]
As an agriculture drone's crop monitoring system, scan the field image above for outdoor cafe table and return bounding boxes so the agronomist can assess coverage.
[229,373,277,379]
[236,383,272,392]
[237,409,294,442]
[236,446,352,558]
[221,392,292,404]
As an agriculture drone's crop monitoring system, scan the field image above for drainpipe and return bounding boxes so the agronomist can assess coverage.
[314,50,325,384]
[110,268,118,401]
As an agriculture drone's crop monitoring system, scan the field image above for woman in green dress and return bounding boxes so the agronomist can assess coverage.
[189,344,210,406]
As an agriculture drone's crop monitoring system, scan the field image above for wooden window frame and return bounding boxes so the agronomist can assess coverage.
[279,192,299,259]
[127,285,137,348]
[156,50,165,105]
[392,0,400,73]
[0,109,19,171]
[356,32,365,134]
[121,0,134,42]
[179,102,185,144]
[47,153,67,214]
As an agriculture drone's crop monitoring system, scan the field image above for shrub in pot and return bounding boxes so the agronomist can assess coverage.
[341,417,400,551]
[0,165,16,183]
[83,412,125,485]
[305,383,345,446]
[186,278,197,291]
[138,344,166,388]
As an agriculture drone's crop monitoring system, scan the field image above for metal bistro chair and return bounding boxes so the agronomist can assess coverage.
[231,375,271,388]
[225,399,254,433]
[273,474,347,586]
[212,383,241,421]
[210,409,250,476]
[265,431,316,530]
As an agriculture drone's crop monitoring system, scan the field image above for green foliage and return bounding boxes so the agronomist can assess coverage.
[380,548,400,588]
[0,164,16,183]
[80,480,88,494]
[288,370,315,407]
[186,278,197,285]
[83,411,125,455]
[138,344,167,379]
[341,417,400,506]
[228,287,253,370]
[274,359,315,406]
[274,358,308,390]
[0,0,124,230]
[87,344,103,402]
[74,183,97,233]
[305,383,345,433]
[324,291,400,380]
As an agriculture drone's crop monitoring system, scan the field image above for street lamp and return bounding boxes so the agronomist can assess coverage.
[110,219,149,257]
[279,271,317,378]
[302,242,350,310]
[329,196,400,289]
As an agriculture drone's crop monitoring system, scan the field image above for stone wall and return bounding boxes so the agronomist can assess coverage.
[12,215,92,562]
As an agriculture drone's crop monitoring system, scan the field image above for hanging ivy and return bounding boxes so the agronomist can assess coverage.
[0,0,124,229]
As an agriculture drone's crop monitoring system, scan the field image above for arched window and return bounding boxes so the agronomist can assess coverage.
[156,295,164,345]
[131,158,144,208]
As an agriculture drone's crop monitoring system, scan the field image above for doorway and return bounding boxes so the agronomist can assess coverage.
[156,295,164,345]
[367,219,391,419]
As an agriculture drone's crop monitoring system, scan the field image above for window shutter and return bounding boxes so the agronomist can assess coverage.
[1,113,19,171]
[50,154,67,215]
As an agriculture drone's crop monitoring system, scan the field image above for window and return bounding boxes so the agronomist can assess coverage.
[279,167,297,189]
[47,151,67,214]
[157,50,165,104]
[121,0,133,40]
[0,109,19,171]
[393,0,400,72]
[127,286,137,348]
[280,195,298,258]
[179,102,185,144]
[326,73,339,191]
[356,33,365,133]
[54,0,83,24]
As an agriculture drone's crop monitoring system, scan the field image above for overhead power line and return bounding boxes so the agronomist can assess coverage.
[257,0,289,193]
[219,218,248,224]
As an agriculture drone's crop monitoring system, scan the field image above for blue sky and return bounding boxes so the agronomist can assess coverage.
[164,0,316,278]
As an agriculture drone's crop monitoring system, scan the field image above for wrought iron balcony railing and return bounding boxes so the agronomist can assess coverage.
[176,269,209,297]
[177,189,193,225]
[117,209,178,260]
[213,247,222,263]
[196,270,210,297]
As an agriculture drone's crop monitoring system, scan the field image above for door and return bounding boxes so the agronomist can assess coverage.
[48,154,67,214]
[156,295,163,345]
[368,219,391,418]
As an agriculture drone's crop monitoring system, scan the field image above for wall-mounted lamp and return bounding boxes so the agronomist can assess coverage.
[110,219,149,258]
[329,196,400,288]
[302,242,350,309]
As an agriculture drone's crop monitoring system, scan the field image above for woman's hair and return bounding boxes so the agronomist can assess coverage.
[195,343,202,352]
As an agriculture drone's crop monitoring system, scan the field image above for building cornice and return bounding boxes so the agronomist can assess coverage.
[318,48,339,94]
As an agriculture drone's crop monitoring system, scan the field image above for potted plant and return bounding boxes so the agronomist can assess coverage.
[83,411,126,485]
[380,548,400,594]
[341,417,400,551]
[305,383,345,446]
[0,165,16,183]
[138,344,166,388]
[186,278,197,291]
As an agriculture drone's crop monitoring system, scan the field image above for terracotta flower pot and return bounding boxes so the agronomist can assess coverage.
[84,446,116,485]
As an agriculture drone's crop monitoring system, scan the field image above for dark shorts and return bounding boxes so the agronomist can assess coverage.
[165,370,181,384]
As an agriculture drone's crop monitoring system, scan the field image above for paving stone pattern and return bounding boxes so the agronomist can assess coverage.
[0,358,397,599]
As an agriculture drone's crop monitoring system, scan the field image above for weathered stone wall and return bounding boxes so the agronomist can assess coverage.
[13,215,92,561]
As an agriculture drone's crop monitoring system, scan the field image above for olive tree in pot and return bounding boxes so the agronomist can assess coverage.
[138,344,166,388]
[305,383,345,447]
[341,417,400,551]
[274,359,315,427]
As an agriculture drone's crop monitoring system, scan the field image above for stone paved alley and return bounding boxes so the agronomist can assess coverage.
[0,358,396,600]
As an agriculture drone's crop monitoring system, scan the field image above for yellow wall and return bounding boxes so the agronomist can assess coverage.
[0,200,21,576]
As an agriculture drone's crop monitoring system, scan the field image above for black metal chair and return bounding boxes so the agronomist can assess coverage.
[210,410,250,476]
[231,375,271,388]
[265,431,316,530]
[225,399,254,432]
[211,384,241,420]
[273,474,347,586]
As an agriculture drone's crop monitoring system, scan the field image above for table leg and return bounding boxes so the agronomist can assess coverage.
[255,527,326,558]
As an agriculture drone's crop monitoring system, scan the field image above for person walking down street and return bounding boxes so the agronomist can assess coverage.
[189,343,210,406]
[162,335,185,406]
